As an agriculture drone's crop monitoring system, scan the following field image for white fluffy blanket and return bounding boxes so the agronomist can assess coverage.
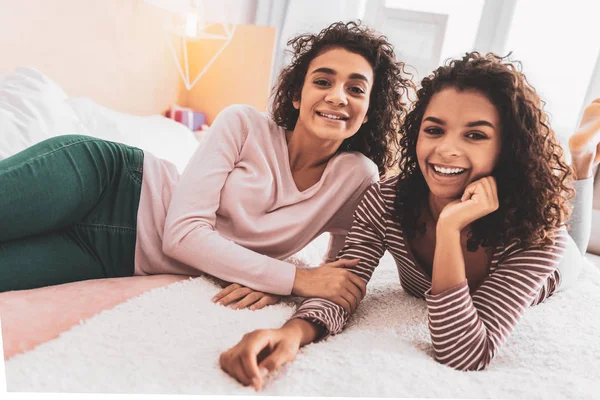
[4,249,600,398]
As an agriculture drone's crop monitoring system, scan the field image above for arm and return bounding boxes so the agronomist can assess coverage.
[290,182,388,340]
[568,176,594,254]
[323,167,380,263]
[219,183,388,390]
[162,105,296,295]
[324,233,347,263]
[425,228,568,371]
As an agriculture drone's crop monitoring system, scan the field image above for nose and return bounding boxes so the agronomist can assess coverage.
[435,133,462,158]
[325,84,348,107]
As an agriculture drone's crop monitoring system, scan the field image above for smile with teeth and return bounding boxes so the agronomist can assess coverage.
[316,111,348,121]
[432,164,466,176]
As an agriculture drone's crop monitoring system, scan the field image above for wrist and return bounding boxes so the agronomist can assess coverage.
[291,268,306,296]
[282,318,322,346]
[436,218,462,235]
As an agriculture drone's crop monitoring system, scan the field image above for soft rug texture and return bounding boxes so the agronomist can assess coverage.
[0,274,187,359]
[4,248,600,398]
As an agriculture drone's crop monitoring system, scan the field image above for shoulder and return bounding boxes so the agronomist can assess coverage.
[213,104,270,131]
[498,226,569,266]
[330,151,379,184]
[355,175,399,218]
[376,175,399,209]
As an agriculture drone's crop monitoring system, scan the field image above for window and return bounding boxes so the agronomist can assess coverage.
[503,0,600,139]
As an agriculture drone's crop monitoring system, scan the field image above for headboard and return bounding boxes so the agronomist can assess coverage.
[0,0,183,115]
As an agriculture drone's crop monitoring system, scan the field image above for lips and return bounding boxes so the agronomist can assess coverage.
[428,162,468,179]
[316,110,349,121]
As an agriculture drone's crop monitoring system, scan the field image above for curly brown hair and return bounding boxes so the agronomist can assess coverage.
[394,52,574,251]
[270,21,413,175]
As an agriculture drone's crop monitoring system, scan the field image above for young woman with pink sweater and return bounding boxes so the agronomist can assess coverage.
[0,21,412,314]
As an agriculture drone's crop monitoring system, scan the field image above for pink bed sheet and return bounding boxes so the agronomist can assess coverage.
[0,275,187,360]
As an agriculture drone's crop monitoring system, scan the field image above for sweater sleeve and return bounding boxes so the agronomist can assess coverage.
[323,171,380,263]
[424,228,568,371]
[162,105,297,296]
[290,182,387,339]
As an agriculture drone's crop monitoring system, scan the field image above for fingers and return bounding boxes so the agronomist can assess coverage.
[333,294,353,314]
[249,295,281,311]
[344,279,364,305]
[347,273,367,299]
[217,287,253,307]
[240,351,263,390]
[257,342,300,389]
[231,359,253,386]
[481,177,499,209]
[220,350,252,387]
[330,258,360,268]
[220,330,274,390]
[232,292,264,310]
[212,283,241,303]
[461,181,478,202]
[342,289,360,313]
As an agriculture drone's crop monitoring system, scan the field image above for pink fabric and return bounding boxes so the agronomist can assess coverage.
[0,275,186,360]
[135,104,379,295]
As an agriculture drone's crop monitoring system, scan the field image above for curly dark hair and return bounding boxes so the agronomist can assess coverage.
[270,21,413,175]
[394,52,574,251]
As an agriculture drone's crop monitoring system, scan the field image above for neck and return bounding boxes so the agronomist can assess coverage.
[285,127,343,171]
[426,192,453,223]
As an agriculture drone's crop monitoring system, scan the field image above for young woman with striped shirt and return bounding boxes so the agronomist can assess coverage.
[220,52,600,388]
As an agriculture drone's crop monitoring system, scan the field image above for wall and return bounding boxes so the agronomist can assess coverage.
[0,0,182,115]
[182,24,276,124]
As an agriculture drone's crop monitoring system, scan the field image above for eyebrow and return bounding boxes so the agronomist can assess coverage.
[310,67,370,83]
[423,116,495,129]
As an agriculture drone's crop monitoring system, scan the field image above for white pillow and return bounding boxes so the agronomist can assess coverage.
[0,67,85,160]
[0,66,199,173]
[66,97,199,173]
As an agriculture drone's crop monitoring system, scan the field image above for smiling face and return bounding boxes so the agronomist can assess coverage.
[292,47,373,145]
[416,87,502,201]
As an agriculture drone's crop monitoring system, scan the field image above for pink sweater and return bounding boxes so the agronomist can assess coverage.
[133,105,379,295]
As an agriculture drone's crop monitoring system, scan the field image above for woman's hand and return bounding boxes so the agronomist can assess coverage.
[219,327,301,390]
[292,258,366,314]
[212,283,282,310]
[219,319,320,391]
[438,176,499,232]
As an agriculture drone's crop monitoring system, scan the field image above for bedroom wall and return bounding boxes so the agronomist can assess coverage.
[0,0,182,115]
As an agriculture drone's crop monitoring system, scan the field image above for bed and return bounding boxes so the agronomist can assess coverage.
[2,52,600,400]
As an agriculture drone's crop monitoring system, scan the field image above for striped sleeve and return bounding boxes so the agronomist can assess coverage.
[424,228,568,371]
[290,182,388,339]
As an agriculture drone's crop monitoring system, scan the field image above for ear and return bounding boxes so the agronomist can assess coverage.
[292,99,300,110]
[362,114,369,124]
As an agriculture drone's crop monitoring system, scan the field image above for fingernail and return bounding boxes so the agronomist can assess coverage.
[259,368,269,378]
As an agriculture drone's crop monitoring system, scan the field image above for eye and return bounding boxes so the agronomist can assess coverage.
[465,131,487,140]
[348,86,366,95]
[314,79,330,87]
[424,127,443,136]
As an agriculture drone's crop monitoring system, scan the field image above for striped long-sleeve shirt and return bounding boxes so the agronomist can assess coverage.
[291,176,567,371]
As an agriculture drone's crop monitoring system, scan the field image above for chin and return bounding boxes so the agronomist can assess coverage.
[314,128,352,141]
[427,185,463,201]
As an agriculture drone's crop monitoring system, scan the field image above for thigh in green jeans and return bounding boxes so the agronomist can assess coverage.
[0,134,143,292]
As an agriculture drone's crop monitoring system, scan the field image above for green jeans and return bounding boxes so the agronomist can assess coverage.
[0,135,143,292]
